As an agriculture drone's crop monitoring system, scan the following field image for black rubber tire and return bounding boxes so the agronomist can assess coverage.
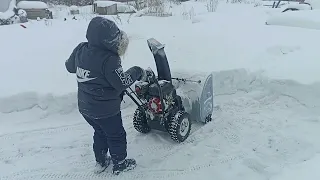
[133,108,151,134]
[205,114,213,124]
[168,111,191,143]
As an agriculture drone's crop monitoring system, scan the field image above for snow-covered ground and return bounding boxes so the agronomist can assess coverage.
[266,9,320,30]
[1,1,320,180]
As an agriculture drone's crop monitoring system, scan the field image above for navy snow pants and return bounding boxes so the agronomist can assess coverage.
[82,112,127,164]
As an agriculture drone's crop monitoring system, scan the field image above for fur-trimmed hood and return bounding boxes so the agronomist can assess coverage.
[86,17,129,56]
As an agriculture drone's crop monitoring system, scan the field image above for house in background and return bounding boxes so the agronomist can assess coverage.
[93,0,137,15]
[16,1,53,19]
[93,1,118,15]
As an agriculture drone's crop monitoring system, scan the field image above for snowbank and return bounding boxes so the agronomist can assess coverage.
[0,10,14,19]
[0,92,77,114]
[0,0,16,18]
[17,1,48,9]
[0,91,134,118]
[0,0,16,13]
[266,10,320,30]
[1,2,320,114]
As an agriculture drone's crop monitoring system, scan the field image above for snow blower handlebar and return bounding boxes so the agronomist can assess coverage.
[124,87,147,111]
[171,77,201,84]
[124,68,201,111]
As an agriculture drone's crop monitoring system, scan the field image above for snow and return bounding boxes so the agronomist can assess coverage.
[0,0,16,18]
[271,154,320,180]
[0,0,16,13]
[305,0,320,9]
[17,1,48,9]
[266,10,320,30]
[286,3,312,10]
[0,10,14,19]
[1,1,320,180]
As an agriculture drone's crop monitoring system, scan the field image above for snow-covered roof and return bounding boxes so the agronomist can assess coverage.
[94,1,117,7]
[17,1,48,9]
[70,5,79,11]
[94,0,137,12]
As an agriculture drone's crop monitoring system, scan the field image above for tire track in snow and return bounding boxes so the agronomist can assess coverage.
[0,117,219,180]
[1,151,247,180]
[0,122,86,141]
[0,168,49,180]
[1,89,245,180]
[1,90,245,180]
[0,113,135,141]
[42,123,208,169]
[66,119,216,169]
[0,144,91,162]
[1,93,246,180]
[52,107,232,173]
[34,105,223,172]
[0,114,137,163]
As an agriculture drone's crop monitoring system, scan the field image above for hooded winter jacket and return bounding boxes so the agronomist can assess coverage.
[65,17,144,119]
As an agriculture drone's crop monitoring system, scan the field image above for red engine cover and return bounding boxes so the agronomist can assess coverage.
[148,97,162,113]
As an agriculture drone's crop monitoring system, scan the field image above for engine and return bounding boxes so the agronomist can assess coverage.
[135,80,177,115]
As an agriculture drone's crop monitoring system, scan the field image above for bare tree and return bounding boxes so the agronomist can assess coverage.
[147,0,165,14]
[206,0,219,12]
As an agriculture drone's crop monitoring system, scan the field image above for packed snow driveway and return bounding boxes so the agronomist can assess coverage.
[0,69,319,180]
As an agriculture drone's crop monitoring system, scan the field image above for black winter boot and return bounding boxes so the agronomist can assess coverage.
[112,158,136,175]
[94,155,111,174]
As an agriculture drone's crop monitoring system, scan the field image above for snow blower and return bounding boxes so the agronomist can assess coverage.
[124,38,214,143]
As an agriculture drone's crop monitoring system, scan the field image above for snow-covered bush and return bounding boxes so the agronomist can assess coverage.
[117,4,136,13]
[206,0,219,12]
[133,0,146,10]
[44,18,53,26]
[141,0,173,17]
[147,0,165,14]
[0,7,28,25]
[182,6,195,20]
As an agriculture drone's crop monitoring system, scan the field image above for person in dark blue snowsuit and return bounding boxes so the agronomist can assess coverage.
[65,17,146,175]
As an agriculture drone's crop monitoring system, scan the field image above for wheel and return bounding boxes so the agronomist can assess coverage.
[168,111,191,143]
[133,108,151,134]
